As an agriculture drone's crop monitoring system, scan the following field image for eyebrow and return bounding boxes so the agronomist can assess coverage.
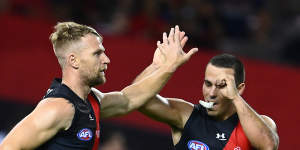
[204,80,212,84]
[93,49,104,54]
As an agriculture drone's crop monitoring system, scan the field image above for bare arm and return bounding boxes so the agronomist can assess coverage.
[140,95,193,129]
[94,65,173,119]
[94,26,198,119]
[218,75,279,150]
[131,29,194,129]
[132,62,193,129]
[233,97,279,150]
[133,62,195,144]
[135,66,194,144]
[139,95,195,145]
[0,98,74,150]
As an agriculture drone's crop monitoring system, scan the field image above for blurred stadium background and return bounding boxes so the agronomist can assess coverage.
[0,0,300,149]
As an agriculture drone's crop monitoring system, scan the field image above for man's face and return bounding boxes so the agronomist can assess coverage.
[202,63,235,119]
[77,34,110,86]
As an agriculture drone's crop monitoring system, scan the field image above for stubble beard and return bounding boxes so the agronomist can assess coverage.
[89,71,106,87]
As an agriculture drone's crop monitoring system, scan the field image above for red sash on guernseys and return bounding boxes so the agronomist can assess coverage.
[223,122,252,150]
[88,94,100,150]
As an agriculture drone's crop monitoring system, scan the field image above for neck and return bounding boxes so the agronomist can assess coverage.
[61,70,91,100]
[221,108,236,121]
[212,103,237,121]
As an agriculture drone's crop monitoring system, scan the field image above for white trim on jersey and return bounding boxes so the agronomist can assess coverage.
[91,87,104,103]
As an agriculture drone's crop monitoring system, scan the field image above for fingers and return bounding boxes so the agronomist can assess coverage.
[215,75,236,89]
[174,25,180,44]
[164,25,185,46]
[215,75,239,100]
[157,41,162,50]
[179,31,188,47]
[163,32,168,45]
[216,78,227,89]
[184,47,198,60]
[179,31,185,41]
[181,36,188,48]
[157,41,165,55]
[168,27,174,43]
[157,40,161,45]
[225,75,236,87]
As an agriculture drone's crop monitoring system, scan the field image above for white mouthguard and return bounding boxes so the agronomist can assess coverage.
[199,100,214,109]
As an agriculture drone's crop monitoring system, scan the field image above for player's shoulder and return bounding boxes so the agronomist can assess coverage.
[39,97,74,109]
[167,98,195,128]
[167,97,194,113]
[29,97,75,130]
[36,98,75,121]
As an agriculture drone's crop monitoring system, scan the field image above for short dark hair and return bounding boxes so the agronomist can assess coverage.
[208,53,245,86]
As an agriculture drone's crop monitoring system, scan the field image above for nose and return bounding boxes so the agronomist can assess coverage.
[209,86,217,99]
[103,53,110,64]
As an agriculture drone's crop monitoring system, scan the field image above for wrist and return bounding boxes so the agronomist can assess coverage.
[232,95,244,105]
[160,63,178,73]
[150,62,161,70]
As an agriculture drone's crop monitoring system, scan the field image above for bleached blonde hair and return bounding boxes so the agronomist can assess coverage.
[49,22,102,68]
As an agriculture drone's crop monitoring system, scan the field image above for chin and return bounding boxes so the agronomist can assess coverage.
[101,76,106,83]
[89,77,106,87]
[97,78,106,85]
[100,78,106,84]
[207,109,219,117]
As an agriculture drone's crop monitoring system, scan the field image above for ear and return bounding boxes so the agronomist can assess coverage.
[237,83,245,95]
[68,53,79,69]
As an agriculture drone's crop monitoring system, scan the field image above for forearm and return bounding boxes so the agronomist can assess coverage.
[139,96,193,129]
[0,139,27,150]
[121,65,174,112]
[0,143,20,150]
[132,63,159,84]
[233,96,279,150]
[134,66,181,125]
[115,25,197,115]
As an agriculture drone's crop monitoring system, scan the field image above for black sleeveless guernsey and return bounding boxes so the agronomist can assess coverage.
[36,78,101,150]
[175,104,252,150]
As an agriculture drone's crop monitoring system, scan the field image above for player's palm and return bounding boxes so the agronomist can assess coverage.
[153,29,188,67]
[217,75,239,100]
[157,26,198,71]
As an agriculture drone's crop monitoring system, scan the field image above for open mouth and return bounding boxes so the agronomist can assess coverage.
[99,70,105,76]
[100,68,107,73]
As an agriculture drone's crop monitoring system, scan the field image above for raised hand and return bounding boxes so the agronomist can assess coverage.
[153,29,188,67]
[216,75,240,101]
[155,25,198,72]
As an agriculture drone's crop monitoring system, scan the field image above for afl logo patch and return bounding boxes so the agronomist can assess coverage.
[187,140,209,150]
[77,128,93,141]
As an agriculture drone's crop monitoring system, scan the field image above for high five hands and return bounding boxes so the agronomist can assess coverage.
[153,25,198,72]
